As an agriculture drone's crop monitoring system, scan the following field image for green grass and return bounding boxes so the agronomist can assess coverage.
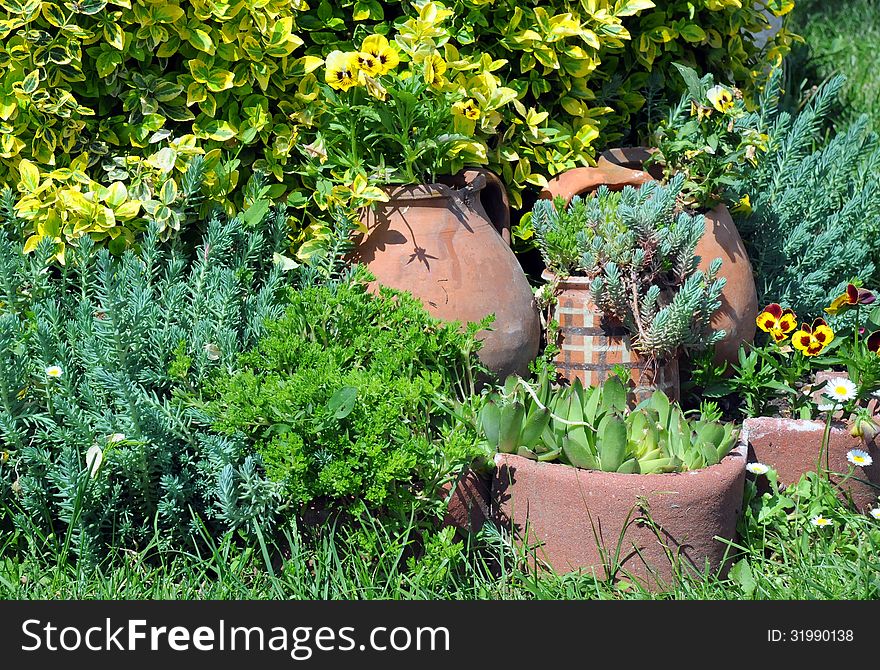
[787,0,880,133]
[2,472,878,600]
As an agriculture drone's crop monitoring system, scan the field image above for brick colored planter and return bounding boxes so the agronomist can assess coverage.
[491,442,748,587]
[743,417,880,512]
[441,469,491,536]
[543,270,680,404]
[541,147,759,368]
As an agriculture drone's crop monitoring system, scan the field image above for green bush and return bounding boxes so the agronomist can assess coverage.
[204,273,484,528]
[0,198,291,563]
[0,0,797,259]
[732,70,880,317]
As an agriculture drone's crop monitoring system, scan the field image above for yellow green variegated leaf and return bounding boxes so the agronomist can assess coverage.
[23,234,44,253]
[188,29,214,54]
[616,0,656,17]
[18,159,40,192]
[114,200,140,220]
[679,24,706,43]
[21,70,39,94]
[159,180,177,205]
[205,69,235,93]
[100,181,127,207]
[104,23,125,50]
[197,119,236,141]
[186,82,207,106]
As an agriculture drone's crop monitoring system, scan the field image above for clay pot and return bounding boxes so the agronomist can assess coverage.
[540,147,759,366]
[743,417,880,512]
[543,270,680,404]
[352,169,541,381]
[492,442,748,587]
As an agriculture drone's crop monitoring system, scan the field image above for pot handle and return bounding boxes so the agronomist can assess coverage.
[459,168,511,245]
[539,160,654,206]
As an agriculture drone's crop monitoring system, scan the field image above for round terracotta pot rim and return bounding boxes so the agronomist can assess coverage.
[494,441,747,482]
[373,175,491,203]
[599,146,732,219]
[541,268,594,288]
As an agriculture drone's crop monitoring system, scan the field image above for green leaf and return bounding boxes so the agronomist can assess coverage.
[188,28,215,54]
[327,386,358,419]
[616,0,655,17]
[598,415,627,472]
[104,22,124,50]
[601,376,627,413]
[729,558,757,597]
[159,180,177,205]
[678,23,706,43]
[479,402,502,447]
[498,402,525,454]
[18,159,40,191]
[562,433,598,470]
[206,69,235,93]
[243,198,270,227]
[70,0,107,14]
[21,70,39,94]
[520,407,551,448]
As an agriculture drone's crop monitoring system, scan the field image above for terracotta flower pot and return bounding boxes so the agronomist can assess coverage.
[352,169,541,381]
[743,417,880,512]
[492,442,748,587]
[543,269,680,404]
[540,147,759,367]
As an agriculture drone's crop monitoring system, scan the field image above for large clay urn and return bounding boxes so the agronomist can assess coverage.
[540,147,758,366]
[352,169,541,381]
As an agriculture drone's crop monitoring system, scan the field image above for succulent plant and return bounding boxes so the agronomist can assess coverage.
[478,372,738,475]
[531,175,727,361]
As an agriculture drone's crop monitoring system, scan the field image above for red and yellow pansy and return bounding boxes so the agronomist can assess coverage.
[791,318,835,356]
[825,283,876,316]
[756,303,798,343]
[868,331,880,356]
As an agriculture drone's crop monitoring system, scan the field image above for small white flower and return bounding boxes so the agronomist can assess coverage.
[45,365,63,379]
[747,462,770,475]
[811,515,833,527]
[817,403,837,412]
[85,444,103,478]
[106,433,126,444]
[870,508,880,520]
[826,378,857,403]
[847,449,874,467]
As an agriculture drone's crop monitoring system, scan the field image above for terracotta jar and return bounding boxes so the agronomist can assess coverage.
[543,270,680,404]
[492,440,748,587]
[541,147,759,366]
[352,169,541,381]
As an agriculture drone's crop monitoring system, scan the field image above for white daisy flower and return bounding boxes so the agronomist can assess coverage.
[810,515,833,527]
[826,378,857,403]
[85,444,103,478]
[870,508,880,520]
[45,365,63,379]
[846,449,873,467]
[747,462,770,475]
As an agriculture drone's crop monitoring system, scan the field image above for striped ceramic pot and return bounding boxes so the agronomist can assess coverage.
[544,270,680,404]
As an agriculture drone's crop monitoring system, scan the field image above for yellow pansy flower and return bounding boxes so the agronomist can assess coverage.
[360,35,399,76]
[706,84,734,113]
[453,99,480,121]
[325,51,361,92]
[423,53,447,85]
